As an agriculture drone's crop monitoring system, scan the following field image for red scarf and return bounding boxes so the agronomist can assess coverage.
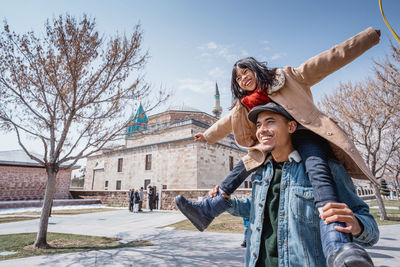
[240,88,271,110]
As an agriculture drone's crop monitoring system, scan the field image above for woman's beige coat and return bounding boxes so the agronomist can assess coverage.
[203,27,379,184]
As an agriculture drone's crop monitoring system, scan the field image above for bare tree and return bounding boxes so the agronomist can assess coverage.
[374,41,400,114]
[319,77,400,220]
[0,14,169,248]
[375,41,400,202]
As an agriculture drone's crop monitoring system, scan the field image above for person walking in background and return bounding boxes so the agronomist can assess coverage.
[148,186,154,211]
[139,187,144,212]
[155,192,159,209]
[134,189,140,213]
[241,217,249,248]
[128,188,134,212]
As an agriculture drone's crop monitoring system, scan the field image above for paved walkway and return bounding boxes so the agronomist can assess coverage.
[0,209,399,266]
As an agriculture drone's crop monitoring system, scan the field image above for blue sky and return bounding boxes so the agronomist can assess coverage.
[1,0,399,153]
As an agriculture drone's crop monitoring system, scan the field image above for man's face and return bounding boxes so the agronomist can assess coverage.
[255,111,296,153]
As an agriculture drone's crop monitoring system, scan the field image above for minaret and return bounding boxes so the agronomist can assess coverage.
[212,82,222,118]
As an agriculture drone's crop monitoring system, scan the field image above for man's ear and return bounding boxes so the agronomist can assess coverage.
[288,121,297,134]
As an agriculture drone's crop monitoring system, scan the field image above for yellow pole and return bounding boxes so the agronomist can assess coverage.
[379,0,400,43]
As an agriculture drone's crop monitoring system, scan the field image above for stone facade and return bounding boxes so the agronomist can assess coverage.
[84,107,252,196]
[0,165,72,201]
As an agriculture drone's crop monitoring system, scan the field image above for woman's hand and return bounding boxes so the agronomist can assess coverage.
[194,133,206,142]
[320,202,363,236]
[208,185,219,197]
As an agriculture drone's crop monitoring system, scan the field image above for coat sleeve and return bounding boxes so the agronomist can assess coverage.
[203,107,235,144]
[227,196,252,219]
[291,27,380,87]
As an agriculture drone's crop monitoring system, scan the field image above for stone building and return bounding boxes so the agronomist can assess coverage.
[0,150,74,201]
[84,103,251,194]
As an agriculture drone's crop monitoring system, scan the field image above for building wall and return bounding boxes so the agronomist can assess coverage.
[84,109,249,194]
[0,165,72,201]
[85,139,200,191]
[85,136,248,192]
[196,142,250,189]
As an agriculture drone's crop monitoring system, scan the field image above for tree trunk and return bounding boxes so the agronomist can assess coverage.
[34,168,57,248]
[372,183,389,220]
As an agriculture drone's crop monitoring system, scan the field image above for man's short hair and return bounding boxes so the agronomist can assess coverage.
[248,101,294,124]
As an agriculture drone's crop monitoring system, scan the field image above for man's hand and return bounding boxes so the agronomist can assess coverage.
[320,202,363,236]
[194,133,206,142]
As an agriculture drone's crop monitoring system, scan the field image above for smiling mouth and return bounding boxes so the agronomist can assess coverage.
[260,135,273,142]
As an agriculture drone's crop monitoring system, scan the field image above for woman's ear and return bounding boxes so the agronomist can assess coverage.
[288,121,297,134]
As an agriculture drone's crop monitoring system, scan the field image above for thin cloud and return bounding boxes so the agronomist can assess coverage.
[240,50,249,57]
[260,40,271,51]
[177,79,214,94]
[270,53,287,60]
[208,67,225,79]
[198,42,238,63]
[206,42,218,49]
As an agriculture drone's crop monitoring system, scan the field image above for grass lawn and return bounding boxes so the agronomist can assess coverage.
[0,216,39,224]
[367,199,400,208]
[4,208,118,216]
[0,232,152,261]
[0,208,119,224]
[368,199,400,225]
[165,213,245,234]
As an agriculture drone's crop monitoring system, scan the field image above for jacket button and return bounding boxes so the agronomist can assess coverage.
[350,148,355,153]
[253,253,257,257]
[327,131,333,136]
[256,227,261,231]
[258,203,263,207]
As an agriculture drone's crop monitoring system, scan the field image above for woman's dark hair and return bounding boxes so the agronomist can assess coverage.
[231,57,276,108]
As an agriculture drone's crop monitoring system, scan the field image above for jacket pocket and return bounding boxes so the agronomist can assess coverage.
[290,187,318,224]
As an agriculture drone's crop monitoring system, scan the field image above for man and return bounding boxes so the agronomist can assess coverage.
[223,102,378,267]
[128,188,134,212]
[155,192,159,209]
[148,186,154,211]
[139,187,144,212]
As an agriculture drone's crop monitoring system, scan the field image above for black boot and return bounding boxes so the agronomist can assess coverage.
[174,194,231,232]
[321,220,374,267]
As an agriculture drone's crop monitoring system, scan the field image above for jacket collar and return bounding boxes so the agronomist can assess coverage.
[267,68,285,94]
[265,150,302,164]
[288,150,301,163]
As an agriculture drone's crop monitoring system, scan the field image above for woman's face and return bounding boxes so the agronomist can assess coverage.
[235,67,257,92]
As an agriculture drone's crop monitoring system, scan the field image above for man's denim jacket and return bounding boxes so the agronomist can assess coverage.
[228,151,379,267]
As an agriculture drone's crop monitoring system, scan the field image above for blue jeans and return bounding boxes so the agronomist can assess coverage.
[220,130,338,208]
[292,129,338,208]
[220,160,253,195]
